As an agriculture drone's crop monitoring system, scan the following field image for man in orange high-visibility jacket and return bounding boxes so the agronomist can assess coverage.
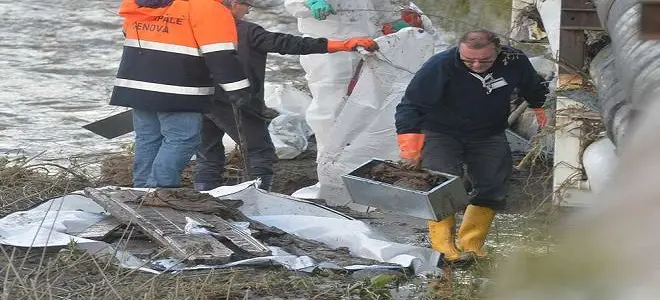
[110,0,251,188]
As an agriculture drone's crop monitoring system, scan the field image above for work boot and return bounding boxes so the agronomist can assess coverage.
[457,205,496,258]
[427,216,462,262]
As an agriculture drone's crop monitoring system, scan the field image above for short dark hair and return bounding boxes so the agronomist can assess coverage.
[459,30,501,49]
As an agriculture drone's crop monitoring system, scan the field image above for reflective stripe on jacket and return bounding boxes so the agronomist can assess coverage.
[110,0,250,112]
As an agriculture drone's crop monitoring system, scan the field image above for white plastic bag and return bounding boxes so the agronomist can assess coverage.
[264,84,314,159]
[263,83,312,117]
[269,113,314,159]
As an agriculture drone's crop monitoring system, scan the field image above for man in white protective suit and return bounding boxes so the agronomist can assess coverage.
[284,0,445,206]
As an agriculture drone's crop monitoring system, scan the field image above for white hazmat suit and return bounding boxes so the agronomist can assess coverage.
[284,0,447,206]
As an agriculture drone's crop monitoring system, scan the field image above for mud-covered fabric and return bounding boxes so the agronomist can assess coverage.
[421,130,512,211]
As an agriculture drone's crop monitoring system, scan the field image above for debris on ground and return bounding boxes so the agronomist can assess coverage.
[83,186,403,268]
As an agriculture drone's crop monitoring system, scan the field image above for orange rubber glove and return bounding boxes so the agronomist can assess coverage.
[533,108,548,128]
[327,38,379,53]
[397,133,425,170]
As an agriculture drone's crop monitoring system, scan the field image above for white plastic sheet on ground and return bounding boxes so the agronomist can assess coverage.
[285,0,445,205]
[0,182,440,275]
[0,194,105,247]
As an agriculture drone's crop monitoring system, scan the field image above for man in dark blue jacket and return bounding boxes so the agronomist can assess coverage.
[193,0,377,192]
[395,30,549,265]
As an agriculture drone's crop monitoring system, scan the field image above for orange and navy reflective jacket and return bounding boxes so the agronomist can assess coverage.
[109,0,250,112]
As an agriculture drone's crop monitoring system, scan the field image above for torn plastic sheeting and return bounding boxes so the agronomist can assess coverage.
[250,215,441,275]
[207,182,441,274]
[152,246,319,273]
[205,181,352,220]
[0,191,386,274]
[0,194,106,247]
[0,183,440,275]
[0,194,165,274]
[152,246,400,274]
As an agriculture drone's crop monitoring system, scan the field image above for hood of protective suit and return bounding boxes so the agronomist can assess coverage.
[119,0,173,20]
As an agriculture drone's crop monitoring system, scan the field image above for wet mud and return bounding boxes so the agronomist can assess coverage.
[138,188,246,220]
[356,161,449,191]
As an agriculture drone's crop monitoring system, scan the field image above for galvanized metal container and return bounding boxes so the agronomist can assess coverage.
[342,159,469,221]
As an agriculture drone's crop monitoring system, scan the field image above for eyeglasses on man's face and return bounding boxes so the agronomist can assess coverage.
[459,55,497,65]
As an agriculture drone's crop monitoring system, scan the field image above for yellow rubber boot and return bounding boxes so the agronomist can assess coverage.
[428,216,462,262]
[457,205,496,257]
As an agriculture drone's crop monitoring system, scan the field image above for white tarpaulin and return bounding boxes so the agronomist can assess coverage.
[208,183,442,274]
[0,182,440,275]
[284,0,445,205]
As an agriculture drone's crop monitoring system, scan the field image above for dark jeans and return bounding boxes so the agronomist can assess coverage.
[193,101,278,190]
[422,130,512,211]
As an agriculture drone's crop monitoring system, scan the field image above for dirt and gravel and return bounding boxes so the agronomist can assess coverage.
[355,161,449,192]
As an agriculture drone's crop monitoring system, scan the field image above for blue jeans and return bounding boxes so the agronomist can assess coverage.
[132,109,202,188]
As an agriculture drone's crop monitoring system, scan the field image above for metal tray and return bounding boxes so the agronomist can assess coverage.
[342,159,469,221]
